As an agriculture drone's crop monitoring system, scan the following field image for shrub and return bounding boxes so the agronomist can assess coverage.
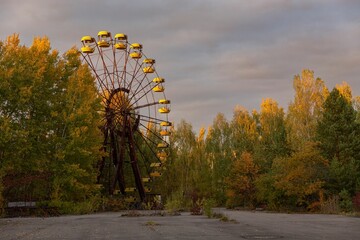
[339,189,354,212]
[203,198,216,218]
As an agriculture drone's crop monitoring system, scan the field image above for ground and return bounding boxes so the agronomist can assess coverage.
[0,208,359,239]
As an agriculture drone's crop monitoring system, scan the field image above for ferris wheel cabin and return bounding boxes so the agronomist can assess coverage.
[130,43,142,59]
[97,31,111,48]
[114,33,127,50]
[80,36,95,53]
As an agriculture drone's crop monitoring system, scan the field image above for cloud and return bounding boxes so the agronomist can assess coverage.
[1,0,360,132]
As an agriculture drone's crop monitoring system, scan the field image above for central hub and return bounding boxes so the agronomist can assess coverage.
[105,88,138,131]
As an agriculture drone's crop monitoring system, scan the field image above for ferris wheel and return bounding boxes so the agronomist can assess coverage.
[80,31,171,202]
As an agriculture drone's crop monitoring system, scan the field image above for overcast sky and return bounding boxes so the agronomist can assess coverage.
[1,0,360,132]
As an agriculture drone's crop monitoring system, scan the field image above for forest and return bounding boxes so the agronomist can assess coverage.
[0,35,359,215]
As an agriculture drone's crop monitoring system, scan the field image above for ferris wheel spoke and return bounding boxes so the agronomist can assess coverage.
[133,118,168,144]
[95,45,116,92]
[132,102,159,110]
[127,73,149,101]
[126,58,143,90]
[132,137,153,175]
[128,77,160,109]
[81,55,108,100]
[114,50,131,91]
[133,113,167,125]
[134,132,163,175]
[136,124,164,147]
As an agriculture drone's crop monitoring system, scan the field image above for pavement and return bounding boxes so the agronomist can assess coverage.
[0,208,359,239]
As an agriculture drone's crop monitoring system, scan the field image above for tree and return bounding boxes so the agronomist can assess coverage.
[0,35,102,210]
[255,98,289,170]
[193,127,212,200]
[271,142,328,208]
[286,69,328,151]
[316,88,360,195]
[225,152,259,208]
[205,113,232,204]
[230,105,258,156]
[162,120,197,206]
[355,96,360,123]
[49,48,103,203]
[335,82,352,103]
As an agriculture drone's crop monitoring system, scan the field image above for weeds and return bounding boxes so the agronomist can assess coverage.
[145,221,160,226]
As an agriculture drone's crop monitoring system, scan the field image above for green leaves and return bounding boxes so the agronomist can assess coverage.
[317,88,360,195]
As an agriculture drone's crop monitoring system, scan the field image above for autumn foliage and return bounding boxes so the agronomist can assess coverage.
[164,69,360,212]
[0,35,102,213]
[0,35,359,213]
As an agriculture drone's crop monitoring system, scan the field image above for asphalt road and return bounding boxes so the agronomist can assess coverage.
[0,209,359,239]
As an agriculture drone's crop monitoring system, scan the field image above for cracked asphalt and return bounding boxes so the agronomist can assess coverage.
[1,209,359,239]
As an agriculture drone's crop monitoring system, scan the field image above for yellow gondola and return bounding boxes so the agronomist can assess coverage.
[81,36,95,43]
[81,36,95,53]
[157,152,168,158]
[153,86,164,92]
[114,33,127,40]
[130,43,142,49]
[143,58,155,64]
[153,77,165,83]
[115,43,126,50]
[130,52,142,59]
[150,162,162,168]
[157,143,169,148]
[143,58,155,73]
[125,187,136,192]
[145,187,152,193]
[114,33,127,50]
[160,130,171,136]
[158,107,170,114]
[97,31,111,48]
[150,171,162,177]
[81,46,94,53]
[142,177,151,183]
[143,66,155,73]
[159,99,170,104]
[160,121,172,127]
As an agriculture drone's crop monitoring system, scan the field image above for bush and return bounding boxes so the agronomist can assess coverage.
[339,189,354,212]
[165,191,184,214]
[190,198,203,215]
[353,192,360,211]
[49,195,103,215]
[320,195,340,214]
[203,198,216,218]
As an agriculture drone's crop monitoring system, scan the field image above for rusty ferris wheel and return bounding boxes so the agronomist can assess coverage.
[80,31,171,202]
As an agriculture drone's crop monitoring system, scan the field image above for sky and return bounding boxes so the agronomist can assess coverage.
[1,0,360,133]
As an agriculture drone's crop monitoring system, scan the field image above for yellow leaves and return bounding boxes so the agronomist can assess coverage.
[261,98,283,115]
[260,98,285,135]
[287,69,329,150]
[336,81,352,102]
[272,142,328,201]
[64,47,81,68]
[31,36,51,54]
[197,127,206,143]
[71,126,89,138]
[225,152,259,207]
[232,106,258,143]
[5,34,20,48]
[205,126,213,141]
[19,86,33,100]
